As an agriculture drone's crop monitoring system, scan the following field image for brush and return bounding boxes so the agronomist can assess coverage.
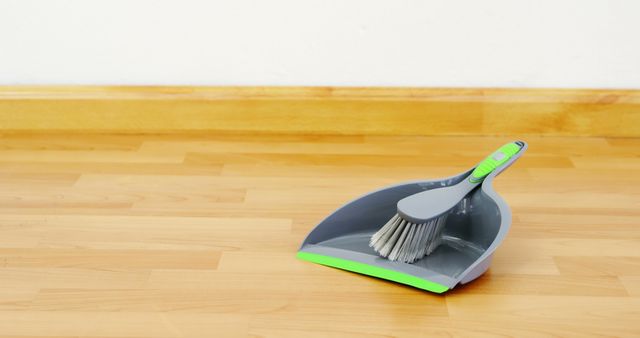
[369,142,522,263]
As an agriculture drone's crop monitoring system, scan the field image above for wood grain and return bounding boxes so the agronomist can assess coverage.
[0,133,639,337]
[1,86,640,136]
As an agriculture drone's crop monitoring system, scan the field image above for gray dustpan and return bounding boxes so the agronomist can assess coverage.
[297,141,527,293]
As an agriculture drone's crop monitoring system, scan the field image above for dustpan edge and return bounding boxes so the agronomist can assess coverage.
[297,251,449,293]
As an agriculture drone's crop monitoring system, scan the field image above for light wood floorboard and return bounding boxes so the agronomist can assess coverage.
[0,134,639,337]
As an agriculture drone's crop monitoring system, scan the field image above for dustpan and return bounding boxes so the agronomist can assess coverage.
[297,141,527,293]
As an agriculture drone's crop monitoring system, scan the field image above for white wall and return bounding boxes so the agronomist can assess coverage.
[1,0,638,88]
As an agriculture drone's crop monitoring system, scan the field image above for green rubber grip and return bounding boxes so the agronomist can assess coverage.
[469,142,522,183]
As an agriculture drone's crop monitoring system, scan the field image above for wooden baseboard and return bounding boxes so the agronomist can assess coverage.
[1,86,639,136]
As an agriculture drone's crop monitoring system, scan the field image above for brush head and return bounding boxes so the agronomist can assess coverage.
[369,177,477,263]
[369,213,449,263]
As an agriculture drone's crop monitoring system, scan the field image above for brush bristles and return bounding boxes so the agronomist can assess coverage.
[369,213,449,263]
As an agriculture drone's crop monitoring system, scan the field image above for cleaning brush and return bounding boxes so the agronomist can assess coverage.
[369,142,522,263]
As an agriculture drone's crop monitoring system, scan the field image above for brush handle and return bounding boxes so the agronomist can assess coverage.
[469,142,522,183]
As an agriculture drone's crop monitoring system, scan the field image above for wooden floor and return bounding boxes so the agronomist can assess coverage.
[0,133,639,337]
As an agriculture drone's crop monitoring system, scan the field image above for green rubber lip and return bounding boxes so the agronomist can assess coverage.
[297,251,449,293]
